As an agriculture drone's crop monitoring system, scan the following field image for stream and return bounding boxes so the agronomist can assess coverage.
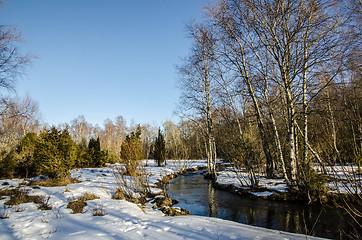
[167,171,356,240]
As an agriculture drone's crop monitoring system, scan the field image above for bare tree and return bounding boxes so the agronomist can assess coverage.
[0,24,31,94]
[0,95,40,155]
[0,4,33,155]
[206,0,277,178]
[177,22,220,179]
[69,115,92,144]
[209,0,344,184]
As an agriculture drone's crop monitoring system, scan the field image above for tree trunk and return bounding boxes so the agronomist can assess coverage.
[286,86,298,184]
[269,107,290,184]
[244,78,274,177]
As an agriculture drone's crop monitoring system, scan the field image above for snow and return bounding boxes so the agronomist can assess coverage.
[216,168,289,196]
[217,164,361,195]
[0,160,326,239]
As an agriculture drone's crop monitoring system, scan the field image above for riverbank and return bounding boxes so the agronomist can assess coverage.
[167,164,361,239]
[214,164,361,205]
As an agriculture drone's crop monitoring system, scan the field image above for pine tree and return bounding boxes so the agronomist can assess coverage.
[87,136,107,167]
[154,128,166,166]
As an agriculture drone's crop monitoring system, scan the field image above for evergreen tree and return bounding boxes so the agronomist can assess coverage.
[120,125,143,161]
[33,127,77,178]
[87,136,107,167]
[120,125,143,173]
[154,128,166,166]
[88,137,101,152]
[75,138,90,168]
[15,132,38,178]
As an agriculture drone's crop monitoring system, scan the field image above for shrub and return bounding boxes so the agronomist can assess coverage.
[112,163,150,204]
[67,198,87,214]
[33,127,77,178]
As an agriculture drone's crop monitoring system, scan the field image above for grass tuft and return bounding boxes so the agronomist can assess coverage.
[37,195,53,210]
[92,204,105,216]
[3,187,40,206]
[66,193,100,214]
[67,198,87,214]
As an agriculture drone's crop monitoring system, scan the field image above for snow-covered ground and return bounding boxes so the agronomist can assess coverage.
[216,168,288,197]
[217,164,361,195]
[0,160,326,239]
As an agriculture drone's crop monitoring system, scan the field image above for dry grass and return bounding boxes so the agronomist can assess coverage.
[37,195,53,210]
[29,177,81,187]
[3,187,41,206]
[81,193,100,201]
[1,186,53,210]
[67,193,100,214]
[92,204,105,216]
[137,204,146,214]
[67,198,87,214]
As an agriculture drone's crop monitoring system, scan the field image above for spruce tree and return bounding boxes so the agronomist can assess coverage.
[154,128,166,166]
[87,136,108,167]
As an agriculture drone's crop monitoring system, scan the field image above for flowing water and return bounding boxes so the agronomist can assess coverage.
[167,171,357,240]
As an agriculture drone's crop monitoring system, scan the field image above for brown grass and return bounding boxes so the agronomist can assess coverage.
[67,193,100,214]
[3,187,41,206]
[36,195,53,210]
[81,193,100,201]
[67,199,87,214]
[29,177,81,187]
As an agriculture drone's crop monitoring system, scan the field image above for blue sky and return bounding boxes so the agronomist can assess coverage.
[1,0,210,127]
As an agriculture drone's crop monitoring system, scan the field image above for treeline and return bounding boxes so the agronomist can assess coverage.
[0,108,209,178]
[0,126,110,179]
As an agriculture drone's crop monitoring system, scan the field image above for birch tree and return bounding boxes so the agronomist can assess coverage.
[211,0,343,184]
[177,22,220,179]
[207,0,275,177]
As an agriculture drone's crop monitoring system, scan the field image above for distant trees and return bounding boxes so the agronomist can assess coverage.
[0,95,40,159]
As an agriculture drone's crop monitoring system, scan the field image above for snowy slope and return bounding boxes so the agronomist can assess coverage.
[0,160,326,240]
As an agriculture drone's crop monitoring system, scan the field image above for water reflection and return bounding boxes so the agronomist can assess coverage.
[167,172,357,239]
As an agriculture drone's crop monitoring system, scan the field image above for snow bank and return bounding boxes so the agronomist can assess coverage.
[0,160,326,239]
[216,168,288,196]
